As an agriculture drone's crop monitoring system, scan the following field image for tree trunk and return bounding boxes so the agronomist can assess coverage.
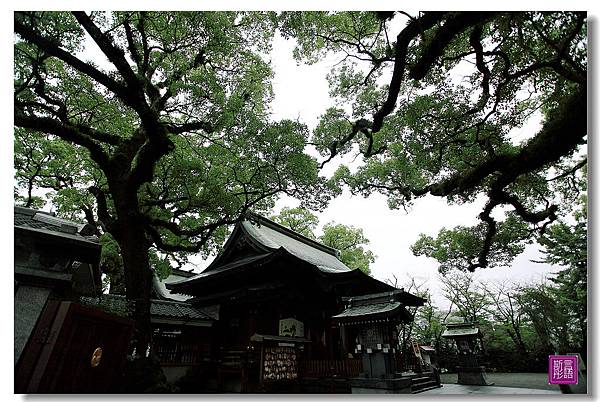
[120,220,153,357]
[506,327,528,356]
[110,181,154,358]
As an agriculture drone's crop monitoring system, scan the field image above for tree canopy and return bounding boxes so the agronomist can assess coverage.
[319,221,375,275]
[280,11,587,272]
[271,206,375,275]
[14,11,328,352]
[14,10,587,354]
[270,206,319,239]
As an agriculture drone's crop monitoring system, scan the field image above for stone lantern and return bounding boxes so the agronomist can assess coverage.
[442,322,494,386]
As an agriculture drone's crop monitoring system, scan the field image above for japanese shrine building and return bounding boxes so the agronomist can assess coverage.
[167,212,425,392]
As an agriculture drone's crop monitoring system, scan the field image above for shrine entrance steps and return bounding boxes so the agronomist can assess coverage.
[396,371,442,394]
[410,375,442,393]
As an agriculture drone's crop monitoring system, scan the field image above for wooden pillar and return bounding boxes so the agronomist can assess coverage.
[327,323,334,359]
[340,324,348,358]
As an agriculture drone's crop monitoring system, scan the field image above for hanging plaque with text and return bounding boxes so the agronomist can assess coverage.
[278,318,304,338]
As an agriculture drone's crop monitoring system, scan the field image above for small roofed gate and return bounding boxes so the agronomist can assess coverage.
[15,301,134,393]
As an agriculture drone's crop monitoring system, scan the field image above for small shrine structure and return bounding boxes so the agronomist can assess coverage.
[332,291,440,393]
[442,322,494,385]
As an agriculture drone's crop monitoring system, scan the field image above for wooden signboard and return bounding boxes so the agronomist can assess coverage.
[278,318,304,338]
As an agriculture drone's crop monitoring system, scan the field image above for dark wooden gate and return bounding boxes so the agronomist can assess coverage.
[15,300,134,393]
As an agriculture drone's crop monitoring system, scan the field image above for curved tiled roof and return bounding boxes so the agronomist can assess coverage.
[332,301,404,319]
[241,220,352,273]
[442,323,482,338]
[150,298,210,320]
[167,212,398,299]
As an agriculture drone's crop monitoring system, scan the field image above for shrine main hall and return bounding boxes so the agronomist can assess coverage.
[164,212,436,393]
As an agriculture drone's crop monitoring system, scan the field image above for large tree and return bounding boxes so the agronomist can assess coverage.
[14,11,328,354]
[280,11,587,272]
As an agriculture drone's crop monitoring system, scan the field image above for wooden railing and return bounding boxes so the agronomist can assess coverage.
[154,341,210,366]
[298,359,363,378]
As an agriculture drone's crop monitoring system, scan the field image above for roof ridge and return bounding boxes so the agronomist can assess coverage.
[244,211,341,258]
[96,292,195,307]
[170,267,196,278]
[14,206,55,217]
[15,206,98,237]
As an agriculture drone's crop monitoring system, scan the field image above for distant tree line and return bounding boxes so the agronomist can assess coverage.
[402,197,586,372]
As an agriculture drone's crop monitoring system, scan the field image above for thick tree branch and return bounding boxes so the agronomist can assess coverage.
[318,12,450,166]
[496,191,558,224]
[426,86,586,197]
[71,12,159,128]
[14,14,134,108]
[473,198,499,271]
[165,120,215,135]
[15,112,110,170]
[409,12,499,80]
[469,24,491,108]
[371,12,445,133]
[122,17,142,68]
[121,16,161,104]
[80,204,102,237]
[71,12,140,91]
[88,186,117,234]
[127,131,175,189]
[137,12,151,76]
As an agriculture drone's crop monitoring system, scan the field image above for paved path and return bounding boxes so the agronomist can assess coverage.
[423,383,561,394]
[427,372,563,394]
[440,372,559,391]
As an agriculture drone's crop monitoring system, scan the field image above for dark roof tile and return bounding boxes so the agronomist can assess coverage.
[15,206,99,243]
[80,295,214,321]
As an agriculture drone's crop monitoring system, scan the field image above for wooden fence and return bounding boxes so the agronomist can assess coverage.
[298,359,363,378]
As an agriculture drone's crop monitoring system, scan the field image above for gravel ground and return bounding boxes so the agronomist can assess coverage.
[440,372,560,391]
